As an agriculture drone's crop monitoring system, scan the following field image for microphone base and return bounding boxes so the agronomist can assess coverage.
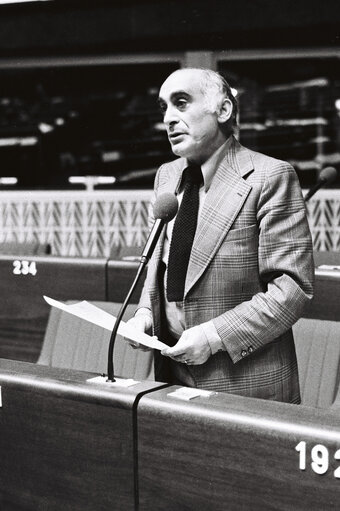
[86,375,140,387]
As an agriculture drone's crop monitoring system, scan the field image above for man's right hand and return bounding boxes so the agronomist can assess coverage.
[125,311,153,352]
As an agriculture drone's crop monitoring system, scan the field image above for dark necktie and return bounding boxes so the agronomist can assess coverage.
[166,164,203,302]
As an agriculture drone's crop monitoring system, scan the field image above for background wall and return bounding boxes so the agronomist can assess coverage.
[0,0,338,55]
[0,0,339,254]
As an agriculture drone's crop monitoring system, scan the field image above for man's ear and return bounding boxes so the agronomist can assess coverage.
[217,98,233,123]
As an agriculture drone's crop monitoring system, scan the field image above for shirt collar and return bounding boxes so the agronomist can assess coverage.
[177,136,232,194]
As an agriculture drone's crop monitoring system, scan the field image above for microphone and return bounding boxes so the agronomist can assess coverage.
[141,193,179,263]
[106,193,178,382]
[304,166,337,202]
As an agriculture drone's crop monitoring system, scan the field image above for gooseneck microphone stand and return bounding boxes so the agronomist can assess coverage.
[106,256,148,382]
[106,193,178,382]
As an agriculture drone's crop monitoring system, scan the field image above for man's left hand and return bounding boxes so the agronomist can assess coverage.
[161,325,211,365]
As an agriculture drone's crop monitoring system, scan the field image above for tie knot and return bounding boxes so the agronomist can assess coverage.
[184,165,203,186]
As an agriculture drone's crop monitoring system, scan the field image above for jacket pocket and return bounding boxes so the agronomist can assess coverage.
[224,223,258,242]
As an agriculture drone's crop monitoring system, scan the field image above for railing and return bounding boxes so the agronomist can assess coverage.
[0,188,338,256]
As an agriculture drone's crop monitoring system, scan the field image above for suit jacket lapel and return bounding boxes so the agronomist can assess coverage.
[157,158,185,195]
[184,140,254,298]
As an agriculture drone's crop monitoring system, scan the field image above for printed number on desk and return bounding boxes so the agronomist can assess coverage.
[296,441,340,478]
[13,260,37,276]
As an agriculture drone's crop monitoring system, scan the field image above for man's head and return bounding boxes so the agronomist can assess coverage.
[158,68,237,164]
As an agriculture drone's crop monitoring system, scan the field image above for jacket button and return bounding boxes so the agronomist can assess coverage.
[241,350,247,358]
[248,346,254,353]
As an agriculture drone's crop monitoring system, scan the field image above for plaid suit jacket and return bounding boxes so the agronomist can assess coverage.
[138,136,314,403]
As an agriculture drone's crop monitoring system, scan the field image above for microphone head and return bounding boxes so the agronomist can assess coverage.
[320,166,338,184]
[153,193,178,222]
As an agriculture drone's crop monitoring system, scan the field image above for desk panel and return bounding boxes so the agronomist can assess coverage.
[303,269,340,321]
[138,387,340,510]
[0,359,165,511]
[0,256,107,362]
[107,260,145,305]
[313,251,340,267]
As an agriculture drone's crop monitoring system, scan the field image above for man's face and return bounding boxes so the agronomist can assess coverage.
[158,70,226,164]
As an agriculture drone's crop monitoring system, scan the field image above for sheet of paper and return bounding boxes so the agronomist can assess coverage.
[167,387,216,401]
[43,296,168,351]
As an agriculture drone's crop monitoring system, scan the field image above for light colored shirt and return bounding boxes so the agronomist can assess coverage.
[137,138,233,354]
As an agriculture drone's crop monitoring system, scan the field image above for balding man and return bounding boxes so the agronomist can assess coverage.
[128,68,314,403]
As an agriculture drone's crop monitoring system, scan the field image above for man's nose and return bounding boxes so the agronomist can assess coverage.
[163,105,179,126]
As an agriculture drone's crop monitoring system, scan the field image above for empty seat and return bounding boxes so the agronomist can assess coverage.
[38,301,154,381]
[293,318,340,408]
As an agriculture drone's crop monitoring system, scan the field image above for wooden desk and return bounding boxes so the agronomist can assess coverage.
[0,256,107,362]
[313,251,340,267]
[0,359,166,511]
[302,251,340,321]
[138,387,340,511]
[107,260,145,304]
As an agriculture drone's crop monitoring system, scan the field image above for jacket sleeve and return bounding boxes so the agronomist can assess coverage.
[212,162,314,364]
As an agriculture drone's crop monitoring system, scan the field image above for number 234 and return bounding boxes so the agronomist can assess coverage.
[13,260,37,276]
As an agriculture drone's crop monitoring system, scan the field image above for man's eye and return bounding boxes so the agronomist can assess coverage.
[176,99,187,110]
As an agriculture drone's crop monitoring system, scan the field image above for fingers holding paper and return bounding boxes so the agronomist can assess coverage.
[161,325,212,365]
[125,315,152,351]
[125,311,155,352]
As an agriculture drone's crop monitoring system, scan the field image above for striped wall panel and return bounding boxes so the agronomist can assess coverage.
[0,189,337,256]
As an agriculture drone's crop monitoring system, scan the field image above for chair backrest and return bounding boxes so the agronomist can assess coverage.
[38,301,154,381]
[293,318,340,408]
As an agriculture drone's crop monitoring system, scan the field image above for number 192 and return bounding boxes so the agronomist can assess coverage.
[295,441,340,478]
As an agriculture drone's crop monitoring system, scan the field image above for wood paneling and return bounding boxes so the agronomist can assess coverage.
[0,251,339,363]
[303,270,340,321]
[107,260,145,305]
[0,256,107,362]
[138,387,340,511]
[0,359,165,511]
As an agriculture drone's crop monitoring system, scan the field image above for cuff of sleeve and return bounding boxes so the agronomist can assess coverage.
[201,320,224,355]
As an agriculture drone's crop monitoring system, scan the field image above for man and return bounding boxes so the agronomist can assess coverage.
[128,68,314,403]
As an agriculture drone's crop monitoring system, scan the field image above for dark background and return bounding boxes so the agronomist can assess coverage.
[0,0,338,189]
